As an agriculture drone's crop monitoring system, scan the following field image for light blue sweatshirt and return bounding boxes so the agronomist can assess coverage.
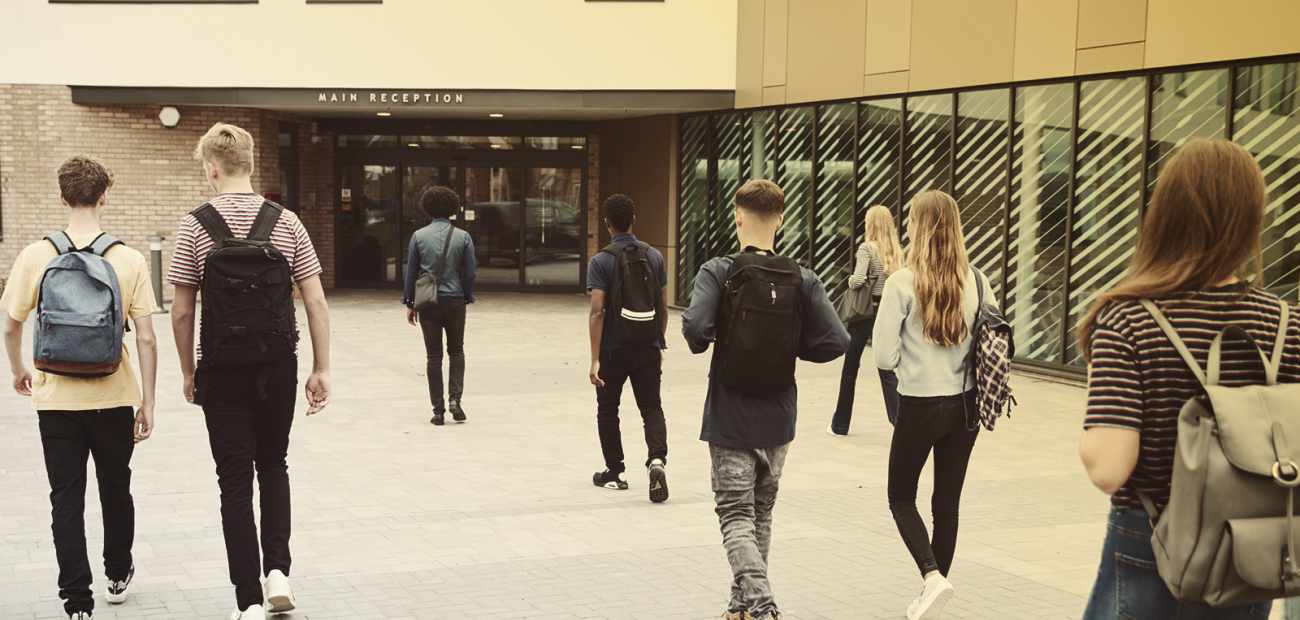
[872,267,994,397]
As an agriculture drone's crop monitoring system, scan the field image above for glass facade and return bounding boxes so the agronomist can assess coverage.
[677,57,1300,373]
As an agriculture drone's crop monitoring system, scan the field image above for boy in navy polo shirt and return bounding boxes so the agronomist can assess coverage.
[586,194,670,503]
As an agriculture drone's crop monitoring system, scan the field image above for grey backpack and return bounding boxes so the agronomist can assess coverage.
[1139,299,1300,607]
[33,232,127,378]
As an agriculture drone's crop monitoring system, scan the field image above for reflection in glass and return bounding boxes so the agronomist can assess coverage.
[712,114,743,257]
[401,166,457,279]
[857,99,903,227]
[956,90,1010,303]
[337,135,399,148]
[524,168,583,286]
[340,165,399,283]
[1235,62,1300,300]
[904,95,954,243]
[403,136,521,150]
[777,107,814,265]
[814,103,856,303]
[1005,84,1073,363]
[1148,69,1228,199]
[525,137,587,150]
[1067,78,1145,365]
[678,117,709,305]
[465,167,522,285]
[744,110,777,181]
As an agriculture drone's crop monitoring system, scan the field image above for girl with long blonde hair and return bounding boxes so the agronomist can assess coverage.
[828,205,904,435]
[873,190,993,620]
[1077,140,1294,620]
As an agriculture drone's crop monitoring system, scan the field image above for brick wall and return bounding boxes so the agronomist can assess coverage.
[0,84,337,303]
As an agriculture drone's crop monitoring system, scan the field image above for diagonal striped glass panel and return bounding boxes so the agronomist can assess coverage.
[1067,77,1145,365]
[1148,69,1228,200]
[777,107,814,265]
[1006,84,1073,364]
[745,110,778,182]
[677,116,710,306]
[956,89,1010,304]
[904,95,954,244]
[857,99,903,241]
[814,103,856,303]
[1234,62,1300,301]
[712,113,743,258]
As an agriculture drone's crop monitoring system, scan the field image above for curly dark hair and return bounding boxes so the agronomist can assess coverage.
[420,186,460,219]
[603,194,635,232]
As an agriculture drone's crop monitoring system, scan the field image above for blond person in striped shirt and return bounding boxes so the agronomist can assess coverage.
[1078,139,1297,620]
[168,123,331,620]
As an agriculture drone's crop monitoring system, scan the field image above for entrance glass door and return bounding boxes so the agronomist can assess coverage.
[464,166,523,285]
[339,165,399,284]
[524,167,583,286]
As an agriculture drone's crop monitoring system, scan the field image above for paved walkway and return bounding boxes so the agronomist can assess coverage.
[2,290,1118,619]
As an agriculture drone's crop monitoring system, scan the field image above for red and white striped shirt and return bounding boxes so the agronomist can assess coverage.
[1084,286,1300,512]
[166,193,322,288]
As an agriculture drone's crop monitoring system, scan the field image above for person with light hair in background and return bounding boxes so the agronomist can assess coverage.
[168,122,332,620]
[828,204,904,436]
[873,190,993,620]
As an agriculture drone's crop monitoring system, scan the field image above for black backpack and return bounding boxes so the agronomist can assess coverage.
[603,241,663,345]
[714,251,804,396]
[192,201,297,366]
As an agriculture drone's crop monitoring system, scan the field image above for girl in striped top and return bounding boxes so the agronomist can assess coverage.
[828,205,904,435]
[1079,139,1295,620]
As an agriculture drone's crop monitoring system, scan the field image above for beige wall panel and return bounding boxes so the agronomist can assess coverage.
[763,85,788,105]
[865,0,913,76]
[736,0,766,108]
[764,0,790,86]
[909,0,1016,92]
[1076,42,1145,75]
[863,71,910,96]
[1146,0,1300,68]
[785,0,868,103]
[1077,0,1147,49]
[617,116,675,252]
[1014,0,1079,81]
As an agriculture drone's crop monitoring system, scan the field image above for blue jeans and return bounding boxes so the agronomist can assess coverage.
[830,315,900,433]
[1082,506,1270,620]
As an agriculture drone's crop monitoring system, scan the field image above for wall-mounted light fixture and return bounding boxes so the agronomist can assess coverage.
[159,106,180,129]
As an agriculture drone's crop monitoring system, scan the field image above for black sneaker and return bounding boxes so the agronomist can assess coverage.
[449,399,466,422]
[106,564,133,604]
[648,459,669,503]
[593,468,628,490]
[430,411,445,426]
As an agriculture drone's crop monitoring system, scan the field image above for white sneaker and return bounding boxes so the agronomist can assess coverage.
[263,569,296,613]
[105,564,133,604]
[906,574,954,620]
[229,604,266,620]
[826,422,845,437]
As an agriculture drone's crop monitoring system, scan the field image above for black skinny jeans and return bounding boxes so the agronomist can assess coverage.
[419,297,466,411]
[39,407,136,616]
[595,345,668,473]
[831,312,900,432]
[887,390,980,577]
[202,357,297,612]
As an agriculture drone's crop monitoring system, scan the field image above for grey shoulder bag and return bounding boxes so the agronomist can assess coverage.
[413,226,455,312]
[1137,298,1300,608]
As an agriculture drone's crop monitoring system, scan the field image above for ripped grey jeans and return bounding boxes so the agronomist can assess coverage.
[710,442,790,620]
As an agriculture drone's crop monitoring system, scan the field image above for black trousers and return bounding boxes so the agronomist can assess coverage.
[38,407,136,616]
[887,390,980,577]
[419,297,467,411]
[202,357,297,611]
[595,345,668,473]
[830,314,900,432]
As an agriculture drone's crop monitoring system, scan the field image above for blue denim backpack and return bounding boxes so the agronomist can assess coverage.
[33,232,126,378]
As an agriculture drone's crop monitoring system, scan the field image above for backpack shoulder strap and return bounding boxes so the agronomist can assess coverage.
[191,203,235,242]
[247,201,284,243]
[600,243,623,257]
[45,232,76,255]
[86,233,123,257]
[972,266,985,308]
[1140,299,1208,386]
[1270,301,1290,385]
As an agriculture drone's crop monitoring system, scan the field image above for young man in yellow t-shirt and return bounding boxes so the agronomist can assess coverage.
[1,155,158,620]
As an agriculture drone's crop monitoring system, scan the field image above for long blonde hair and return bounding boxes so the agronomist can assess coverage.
[909,191,971,348]
[1077,139,1266,362]
[863,205,904,275]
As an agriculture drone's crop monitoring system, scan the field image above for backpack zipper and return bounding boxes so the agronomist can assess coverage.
[770,283,776,305]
